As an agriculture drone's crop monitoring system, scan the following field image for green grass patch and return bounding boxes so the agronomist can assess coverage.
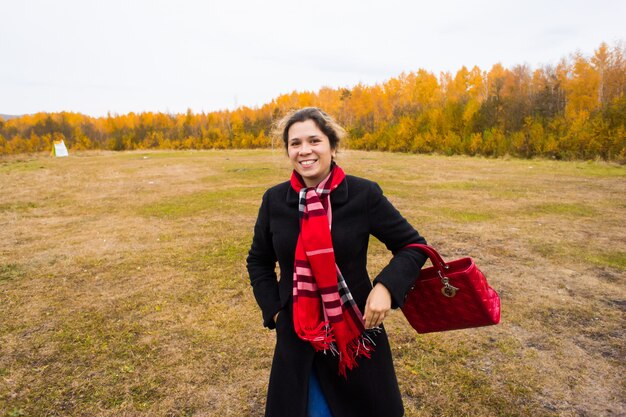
[192,238,250,267]
[585,250,626,270]
[211,238,250,263]
[0,159,47,173]
[225,167,271,174]
[510,159,626,178]
[531,240,625,271]
[0,201,38,212]
[118,149,275,160]
[568,161,626,177]
[430,180,495,191]
[157,233,175,242]
[438,207,494,222]
[0,263,24,282]
[530,240,569,260]
[488,186,534,199]
[218,165,287,185]
[139,187,262,218]
[53,308,149,358]
[118,150,209,159]
[528,202,596,217]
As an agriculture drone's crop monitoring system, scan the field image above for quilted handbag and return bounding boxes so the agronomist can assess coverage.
[401,244,501,333]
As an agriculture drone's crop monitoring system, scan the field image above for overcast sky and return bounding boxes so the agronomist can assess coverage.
[1,0,623,117]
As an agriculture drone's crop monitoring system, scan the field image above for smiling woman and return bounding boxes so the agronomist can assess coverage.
[247,107,429,417]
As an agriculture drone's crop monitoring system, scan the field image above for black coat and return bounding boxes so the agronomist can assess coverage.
[247,175,427,417]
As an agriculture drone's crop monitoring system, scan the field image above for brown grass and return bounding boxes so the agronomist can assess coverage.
[0,149,624,416]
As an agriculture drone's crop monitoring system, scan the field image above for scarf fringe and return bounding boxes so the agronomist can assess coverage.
[299,322,335,351]
[321,327,382,378]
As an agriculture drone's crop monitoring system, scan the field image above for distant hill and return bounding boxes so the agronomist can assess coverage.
[0,114,21,120]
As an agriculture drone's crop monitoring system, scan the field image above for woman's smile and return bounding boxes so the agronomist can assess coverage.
[300,159,318,167]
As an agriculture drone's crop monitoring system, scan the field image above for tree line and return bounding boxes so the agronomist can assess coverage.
[1,41,624,161]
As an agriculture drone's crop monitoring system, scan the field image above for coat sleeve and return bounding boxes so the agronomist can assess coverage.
[368,182,428,308]
[246,190,282,329]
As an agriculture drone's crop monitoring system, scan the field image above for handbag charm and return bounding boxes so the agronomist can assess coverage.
[439,272,459,297]
[401,244,501,333]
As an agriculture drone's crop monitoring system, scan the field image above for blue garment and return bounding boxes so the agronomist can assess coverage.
[308,368,333,417]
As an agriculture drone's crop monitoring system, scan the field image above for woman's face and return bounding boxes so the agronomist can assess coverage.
[287,119,336,187]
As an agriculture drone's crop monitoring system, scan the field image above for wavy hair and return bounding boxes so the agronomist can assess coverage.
[273,107,346,151]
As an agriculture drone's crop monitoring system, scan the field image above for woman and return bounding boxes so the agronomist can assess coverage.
[247,107,427,417]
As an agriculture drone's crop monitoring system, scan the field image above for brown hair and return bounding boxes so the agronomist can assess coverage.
[274,107,346,151]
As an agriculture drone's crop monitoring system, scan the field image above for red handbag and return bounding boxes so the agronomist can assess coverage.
[401,244,501,333]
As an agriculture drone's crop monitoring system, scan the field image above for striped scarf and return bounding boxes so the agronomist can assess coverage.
[290,164,376,377]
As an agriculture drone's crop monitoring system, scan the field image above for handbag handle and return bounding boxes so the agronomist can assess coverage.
[403,243,459,297]
[403,243,448,271]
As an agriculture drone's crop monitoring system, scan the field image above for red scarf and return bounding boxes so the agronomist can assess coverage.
[291,164,376,376]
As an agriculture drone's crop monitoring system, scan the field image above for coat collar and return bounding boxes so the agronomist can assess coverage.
[285,176,349,206]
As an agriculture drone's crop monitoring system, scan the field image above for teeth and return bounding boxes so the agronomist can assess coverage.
[301,160,316,166]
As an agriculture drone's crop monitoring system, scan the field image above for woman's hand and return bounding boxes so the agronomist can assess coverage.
[273,311,280,323]
[364,283,392,328]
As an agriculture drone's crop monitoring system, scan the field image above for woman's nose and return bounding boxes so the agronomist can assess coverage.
[299,142,311,154]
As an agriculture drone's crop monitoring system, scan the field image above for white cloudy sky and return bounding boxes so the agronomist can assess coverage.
[1,0,623,117]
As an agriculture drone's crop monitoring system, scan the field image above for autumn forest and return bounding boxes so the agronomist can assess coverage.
[1,42,625,161]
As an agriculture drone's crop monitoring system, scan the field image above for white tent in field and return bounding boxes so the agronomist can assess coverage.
[51,140,69,157]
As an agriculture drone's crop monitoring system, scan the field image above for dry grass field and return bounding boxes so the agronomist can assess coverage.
[0,149,624,417]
